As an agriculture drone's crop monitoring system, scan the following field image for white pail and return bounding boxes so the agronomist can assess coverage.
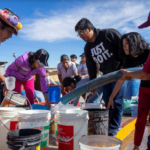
[56,109,88,150]
[0,107,25,150]
[79,135,122,150]
[18,110,51,150]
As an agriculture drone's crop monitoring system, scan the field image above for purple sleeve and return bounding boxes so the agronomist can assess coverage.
[39,67,48,95]
[5,55,23,77]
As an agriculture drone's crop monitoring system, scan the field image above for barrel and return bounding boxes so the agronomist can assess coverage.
[48,85,61,102]
[7,129,41,150]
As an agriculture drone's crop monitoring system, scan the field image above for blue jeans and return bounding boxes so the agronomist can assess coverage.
[88,81,126,136]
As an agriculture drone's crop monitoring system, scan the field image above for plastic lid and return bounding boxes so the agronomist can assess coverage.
[81,103,103,110]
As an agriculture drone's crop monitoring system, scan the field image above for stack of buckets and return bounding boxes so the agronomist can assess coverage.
[0,107,51,150]
[55,106,88,150]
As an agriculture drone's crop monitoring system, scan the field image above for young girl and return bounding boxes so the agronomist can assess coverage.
[4,49,50,108]
[63,76,89,106]
[107,32,150,150]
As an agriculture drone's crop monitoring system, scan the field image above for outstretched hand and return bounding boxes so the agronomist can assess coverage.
[120,69,132,81]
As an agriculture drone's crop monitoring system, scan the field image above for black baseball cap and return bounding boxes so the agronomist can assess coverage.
[35,49,49,66]
[70,54,77,59]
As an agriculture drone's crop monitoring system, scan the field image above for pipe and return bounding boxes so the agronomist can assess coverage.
[61,67,142,105]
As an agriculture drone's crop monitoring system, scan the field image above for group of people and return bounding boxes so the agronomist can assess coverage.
[0,7,150,150]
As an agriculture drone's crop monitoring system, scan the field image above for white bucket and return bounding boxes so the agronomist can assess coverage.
[54,105,81,145]
[5,76,16,91]
[57,109,88,150]
[81,103,103,110]
[0,107,25,150]
[18,110,51,150]
[79,135,122,150]
[131,104,138,117]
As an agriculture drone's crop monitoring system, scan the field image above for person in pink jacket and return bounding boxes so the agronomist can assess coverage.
[4,49,50,108]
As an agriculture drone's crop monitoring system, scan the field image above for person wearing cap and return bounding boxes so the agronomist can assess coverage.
[3,49,50,108]
[75,18,125,136]
[57,54,78,96]
[78,53,89,78]
[70,54,79,68]
[0,8,22,84]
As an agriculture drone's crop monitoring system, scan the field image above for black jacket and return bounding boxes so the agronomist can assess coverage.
[84,28,122,80]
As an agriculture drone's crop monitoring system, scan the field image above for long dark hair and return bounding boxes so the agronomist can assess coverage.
[0,18,11,29]
[28,52,37,65]
[120,32,149,60]
[63,76,81,87]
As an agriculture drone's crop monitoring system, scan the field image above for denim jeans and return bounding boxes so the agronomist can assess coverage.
[88,81,126,136]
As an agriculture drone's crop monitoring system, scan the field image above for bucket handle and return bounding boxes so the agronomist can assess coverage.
[57,119,88,142]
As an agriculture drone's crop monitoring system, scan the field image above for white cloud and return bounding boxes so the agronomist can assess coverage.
[21,1,150,42]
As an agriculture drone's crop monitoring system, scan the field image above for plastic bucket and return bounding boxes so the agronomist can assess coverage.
[79,135,122,150]
[56,109,88,150]
[5,76,16,91]
[1,91,27,107]
[0,107,25,150]
[48,86,61,102]
[18,110,51,150]
[7,129,41,150]
[124,79,140,99]
[82,104,109,135]
[54,105,81,145]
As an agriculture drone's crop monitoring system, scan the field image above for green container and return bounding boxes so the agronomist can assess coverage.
[123,99,131,115]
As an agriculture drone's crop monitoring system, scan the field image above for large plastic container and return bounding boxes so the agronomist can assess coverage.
[131,98,138,117]
[48,85,61,102]
[82,104,108,135]
[18,110,51,150]
[79,135,122,150]
[124,79,140,99]
[56,109,88,150]
[0,107,25,150]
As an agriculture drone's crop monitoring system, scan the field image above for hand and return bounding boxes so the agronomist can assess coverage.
[81,75,85,79]
[3,84,7,96]
[120,69,132,80]
[45,95,50,109]
[0,74,5,85]
[61,86,65,93]
[35,97,39,103]
[107,97,114,110]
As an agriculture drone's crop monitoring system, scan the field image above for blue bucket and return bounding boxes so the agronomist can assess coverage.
[48,86,61,102]
[124,79,140,99]
[31,104,50,110]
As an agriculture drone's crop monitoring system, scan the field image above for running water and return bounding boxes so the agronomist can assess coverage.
[50,102,64,118]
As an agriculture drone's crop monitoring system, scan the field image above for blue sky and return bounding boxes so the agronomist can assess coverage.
[0,0,150,68]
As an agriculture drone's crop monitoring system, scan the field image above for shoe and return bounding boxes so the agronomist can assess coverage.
[108,133,116,137]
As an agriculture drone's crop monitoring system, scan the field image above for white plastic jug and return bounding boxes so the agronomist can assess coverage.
[5,76,16,91]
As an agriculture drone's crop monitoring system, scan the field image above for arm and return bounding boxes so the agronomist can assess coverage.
[107,79,125,110]
[5,55,23,77]
[81,74,89,78]
[39,67,50,108]
[121,69,150,80]
[84,45,97,80]
[49,77,57,85]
